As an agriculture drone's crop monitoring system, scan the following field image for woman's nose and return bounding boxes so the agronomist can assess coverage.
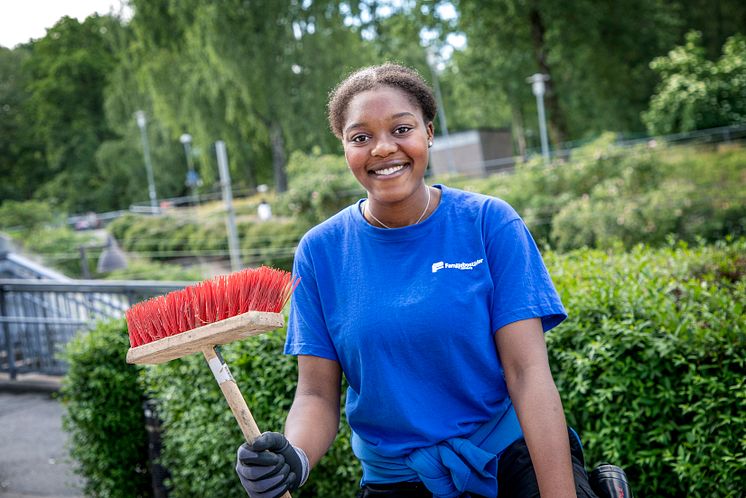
[371,137,397,157]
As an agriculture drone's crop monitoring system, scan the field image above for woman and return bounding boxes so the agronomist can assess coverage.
[235,63,629,498]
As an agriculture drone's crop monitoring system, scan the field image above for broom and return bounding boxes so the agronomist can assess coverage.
[125,266,300,498]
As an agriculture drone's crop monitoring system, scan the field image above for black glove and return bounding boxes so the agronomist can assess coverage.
[236,432,309,498]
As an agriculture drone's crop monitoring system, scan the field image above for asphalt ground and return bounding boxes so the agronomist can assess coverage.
[0,376,84,498]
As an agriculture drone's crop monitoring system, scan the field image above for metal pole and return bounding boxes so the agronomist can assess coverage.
[215,141,242,272]
[135,111,159,214]
[527,74,550,163]
[180,133,199,205]
[0,288,17,380]
[535,93,550,163]
[78,246,91,279]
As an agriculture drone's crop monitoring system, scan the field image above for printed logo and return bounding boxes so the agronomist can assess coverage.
[431,258,484,273]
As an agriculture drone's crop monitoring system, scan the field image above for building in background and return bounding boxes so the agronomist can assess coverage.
[429,128,515,177]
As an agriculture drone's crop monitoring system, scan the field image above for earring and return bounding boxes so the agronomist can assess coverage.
[428,140,433,148]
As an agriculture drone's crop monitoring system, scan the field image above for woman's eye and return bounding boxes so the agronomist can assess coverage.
[394,126,412,134]
[351,135,369,143]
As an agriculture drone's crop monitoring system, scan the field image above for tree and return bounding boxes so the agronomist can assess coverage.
[0,46,47,203]
[643,32,746,135]
[451,0,683,147]
[128,0,376,193]
[23,15,119,212]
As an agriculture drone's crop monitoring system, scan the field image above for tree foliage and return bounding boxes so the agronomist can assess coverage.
[643,31,746,135]
[23,16,119,211]
[2,1,746,213]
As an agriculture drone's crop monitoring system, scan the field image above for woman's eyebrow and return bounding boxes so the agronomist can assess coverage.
[344,112,417,134]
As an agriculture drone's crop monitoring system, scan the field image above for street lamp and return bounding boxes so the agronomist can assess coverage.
[179,133,201,205]
[134,110,159,214]
[79,235,128,278]
[426,48,456,174]
[527,73,550,163]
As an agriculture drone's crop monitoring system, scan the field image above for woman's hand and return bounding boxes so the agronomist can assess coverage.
[236,432,309,498]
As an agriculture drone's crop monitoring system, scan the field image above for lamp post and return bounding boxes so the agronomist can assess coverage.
[135,110,159,214]
[426,48,456,174]
[527,73,550,163]
[179,133,200,205]
[215,140,242,272]
[79,236,128,278]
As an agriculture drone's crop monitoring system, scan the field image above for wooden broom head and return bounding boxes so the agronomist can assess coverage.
[125,266,299,365]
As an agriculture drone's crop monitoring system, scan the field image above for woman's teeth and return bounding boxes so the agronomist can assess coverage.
[374,164,405,176]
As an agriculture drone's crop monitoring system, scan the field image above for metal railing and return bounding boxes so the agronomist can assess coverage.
[0,279,192,378]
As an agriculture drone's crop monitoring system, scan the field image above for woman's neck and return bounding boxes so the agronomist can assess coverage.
[364,184,438,228]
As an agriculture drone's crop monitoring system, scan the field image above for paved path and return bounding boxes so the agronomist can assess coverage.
[0,391,84,497]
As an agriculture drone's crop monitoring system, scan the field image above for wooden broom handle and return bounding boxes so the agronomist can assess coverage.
[203,347,292,498]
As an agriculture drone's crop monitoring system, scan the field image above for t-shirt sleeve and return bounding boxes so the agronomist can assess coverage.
[485,209,567,334]
[284,237,339,361]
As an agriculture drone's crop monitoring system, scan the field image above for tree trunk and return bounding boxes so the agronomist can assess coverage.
[528,3,569,146]
[510,100,528,159]
[269,120,288,193]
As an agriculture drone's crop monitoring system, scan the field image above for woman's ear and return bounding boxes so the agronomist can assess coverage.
[426,121,434,142]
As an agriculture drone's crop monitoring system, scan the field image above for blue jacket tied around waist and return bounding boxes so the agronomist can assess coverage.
[352,400,523,498]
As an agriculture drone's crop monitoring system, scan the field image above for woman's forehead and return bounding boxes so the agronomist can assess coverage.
[344,87,422,123]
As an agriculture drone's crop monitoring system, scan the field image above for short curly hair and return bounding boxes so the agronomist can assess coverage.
[327,63,437,138]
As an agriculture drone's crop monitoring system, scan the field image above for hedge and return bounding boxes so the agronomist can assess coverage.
[546,239,745,496]
[62,240,745,496]
[60,319,151,497]
[145,330,360,497]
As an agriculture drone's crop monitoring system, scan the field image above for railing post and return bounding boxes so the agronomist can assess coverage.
[0,287,17,380]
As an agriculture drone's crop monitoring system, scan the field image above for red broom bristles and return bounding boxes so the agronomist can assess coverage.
[125,266,300,348]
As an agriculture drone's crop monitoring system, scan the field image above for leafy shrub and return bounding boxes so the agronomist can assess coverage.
[60,319,151,497]
[546,239,746,496]
[145,329,360,497]
[0,199,56,229]
[550,145,746,250]
[107,213,141,242]
[104,259,202,281]
[277,150,363,224]
[446,139,745,250]
[240,218,310,271]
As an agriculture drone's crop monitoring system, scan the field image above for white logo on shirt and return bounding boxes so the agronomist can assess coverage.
[432,258,484,273]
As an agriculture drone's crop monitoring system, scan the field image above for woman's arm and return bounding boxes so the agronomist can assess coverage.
[284,355,342,468]
[495,318,576,498]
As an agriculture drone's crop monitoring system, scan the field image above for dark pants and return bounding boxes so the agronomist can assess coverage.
[356,429,596,498]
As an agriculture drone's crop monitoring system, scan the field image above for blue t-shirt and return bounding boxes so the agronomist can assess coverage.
[285,185,566,479]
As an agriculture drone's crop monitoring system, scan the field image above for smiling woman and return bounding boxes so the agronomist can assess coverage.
[233,63,632,498]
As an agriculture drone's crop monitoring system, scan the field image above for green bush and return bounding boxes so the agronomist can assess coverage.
[60,319,151,498]
[240,218,310,271]
[445,139,745,250]
[144,329,360,497]
[0,199,57,230]
[549,145,746,250]
[107,213,141,243]
[277,150,363,224]
[104,259,202,281]
[546,239,746,496]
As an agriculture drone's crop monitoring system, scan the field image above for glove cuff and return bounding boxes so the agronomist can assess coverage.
[294,445,310,487]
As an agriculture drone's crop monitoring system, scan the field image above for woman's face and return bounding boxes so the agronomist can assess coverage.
[341,86,433,206]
